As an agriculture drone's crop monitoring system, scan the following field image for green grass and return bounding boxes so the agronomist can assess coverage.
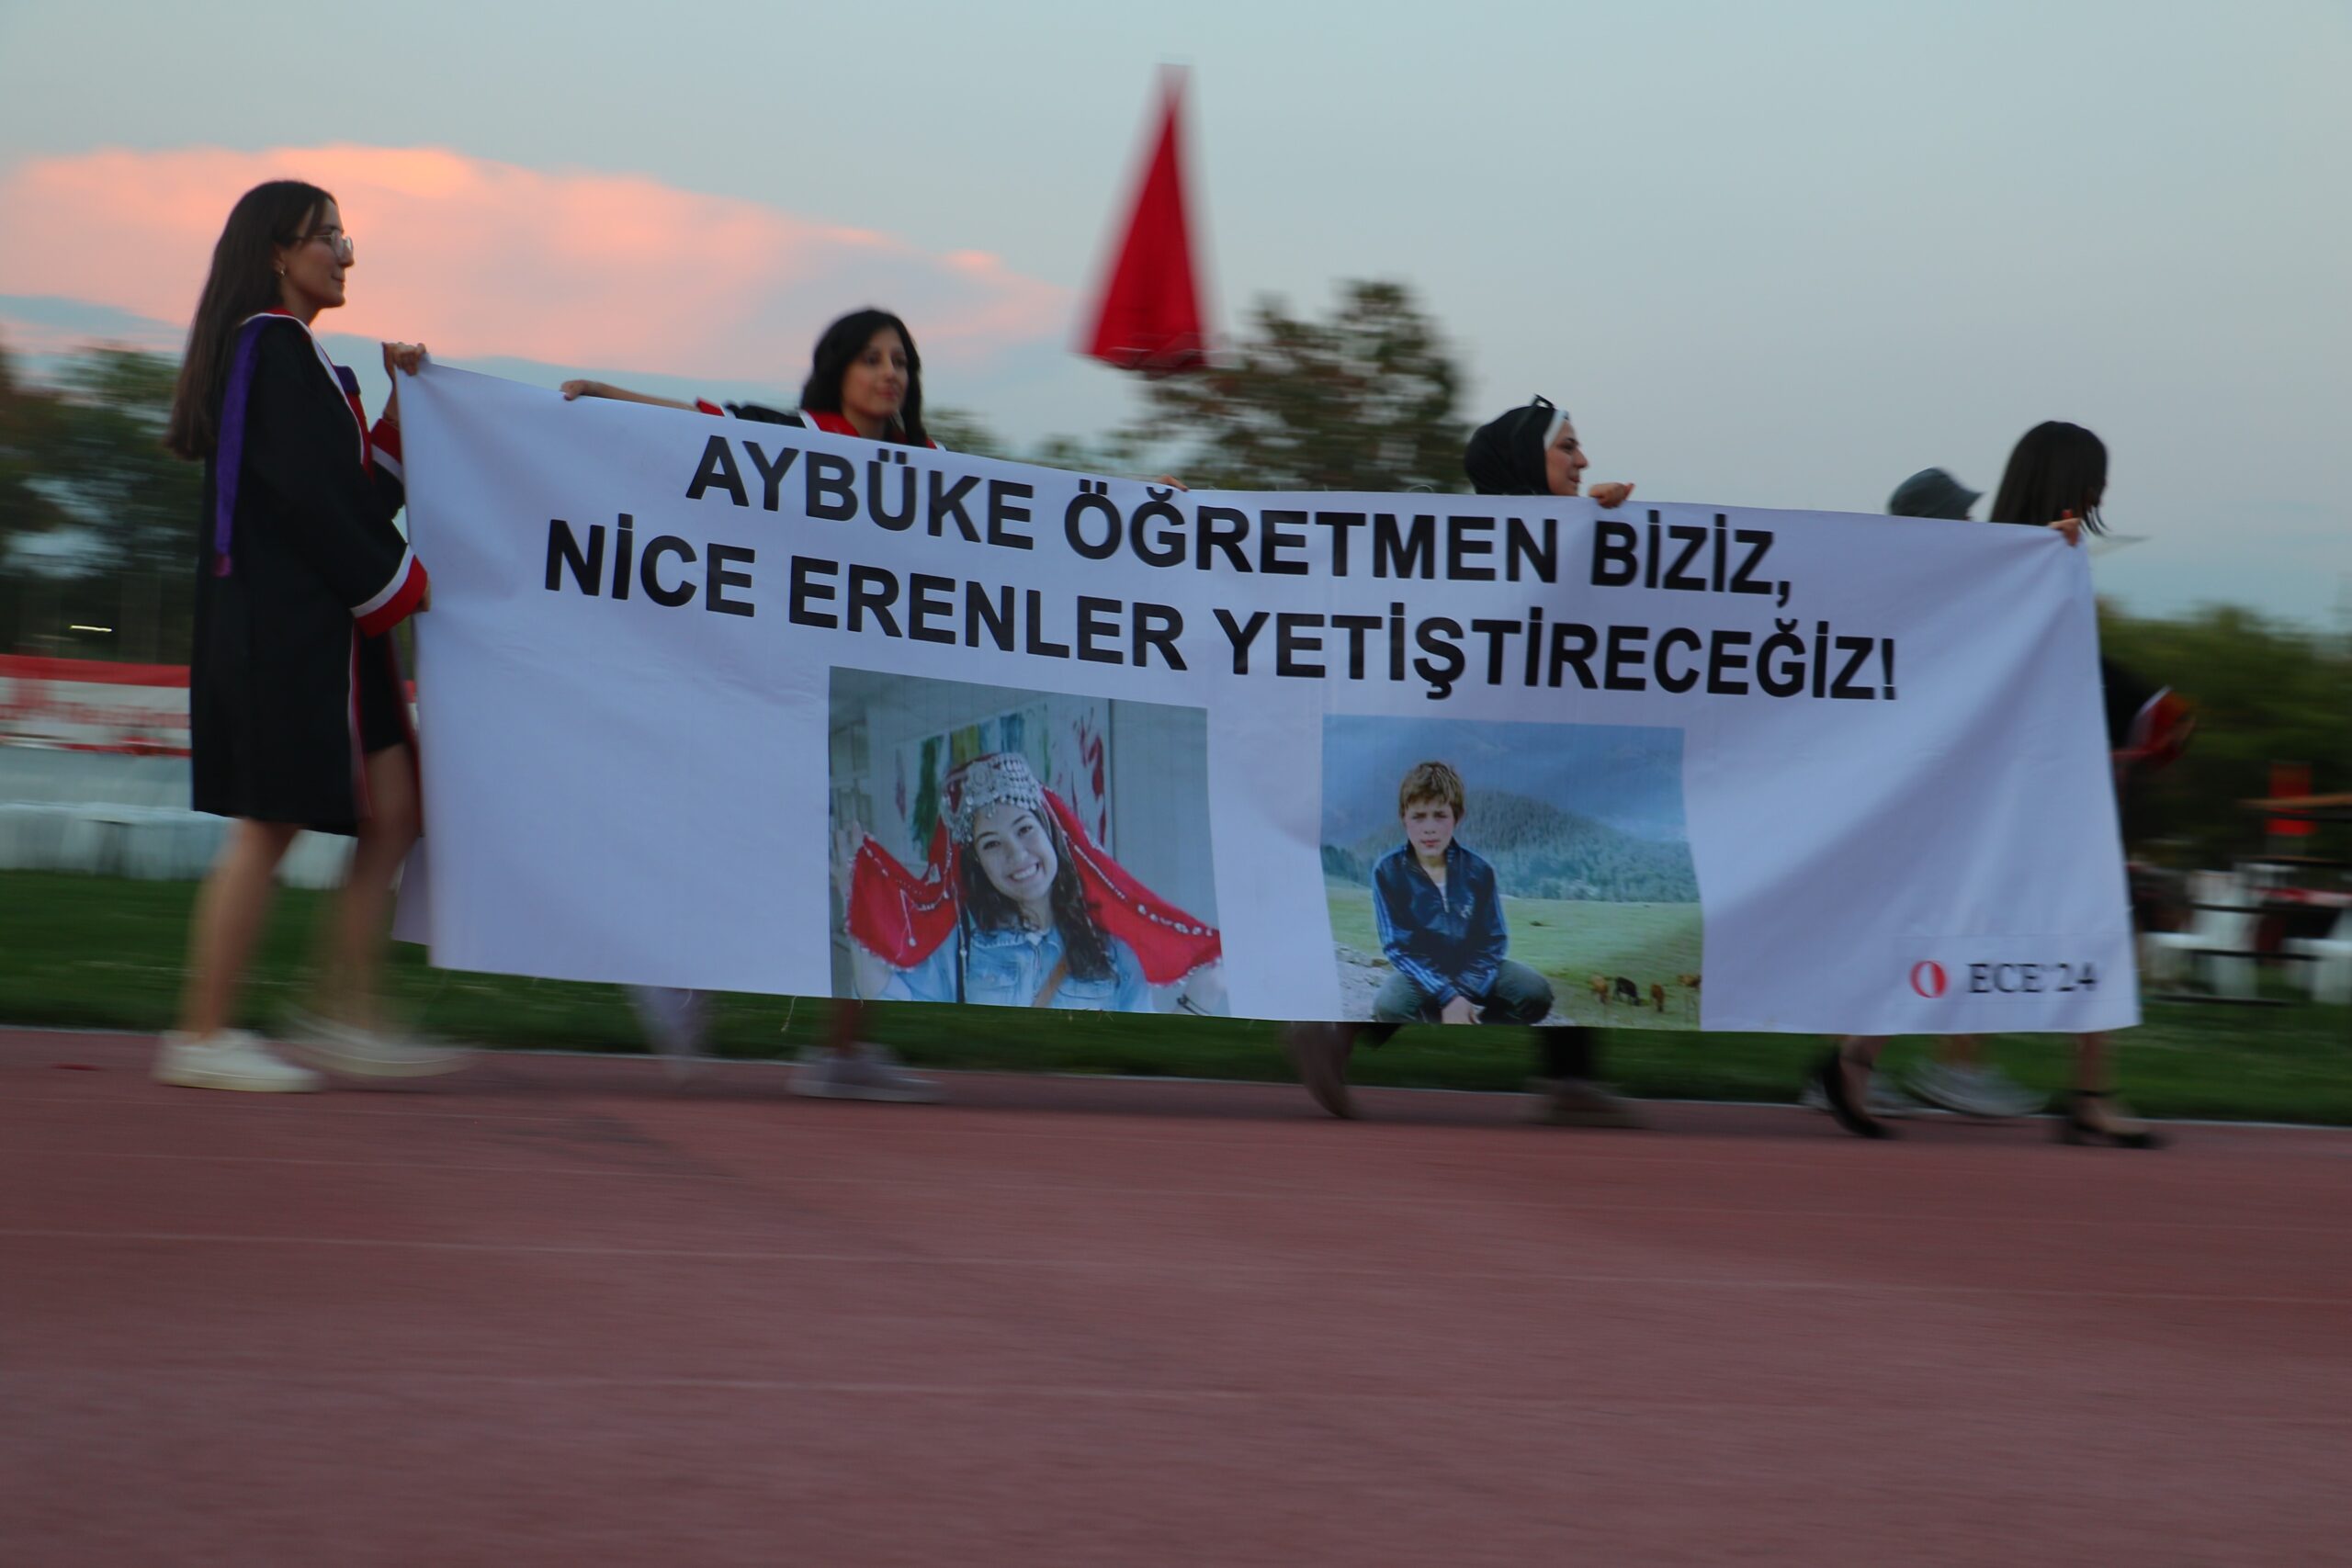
[1328,887,1703,1027]
[6,870,2347,1123]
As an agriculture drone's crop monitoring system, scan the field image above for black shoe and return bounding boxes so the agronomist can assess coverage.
[2055,1089,2164,1150]
[1814,1049,1894,1140]
[1282,1023,1356,1120]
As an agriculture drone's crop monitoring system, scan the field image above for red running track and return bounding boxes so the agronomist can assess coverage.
[5,1028,2349,1565]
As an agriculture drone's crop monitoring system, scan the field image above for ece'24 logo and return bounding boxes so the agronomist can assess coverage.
[1911,960,2099,998]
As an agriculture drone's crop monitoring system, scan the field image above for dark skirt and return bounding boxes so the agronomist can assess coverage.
[356,633,409,757]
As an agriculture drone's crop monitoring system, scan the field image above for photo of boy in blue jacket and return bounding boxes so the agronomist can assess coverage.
[1369,761,1555,1025]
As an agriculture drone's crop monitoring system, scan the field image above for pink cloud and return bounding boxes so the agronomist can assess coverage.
[0,144,1070,376]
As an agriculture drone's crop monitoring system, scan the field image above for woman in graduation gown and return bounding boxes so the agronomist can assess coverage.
[158,179,465,1091]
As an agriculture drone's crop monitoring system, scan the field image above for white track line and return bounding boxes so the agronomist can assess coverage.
[7,1152,2346,1229]
[18,1366,2351,1418]
[5,1228,2348,1306]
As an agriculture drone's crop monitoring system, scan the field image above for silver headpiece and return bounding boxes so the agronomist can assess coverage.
[945,752,1047,845]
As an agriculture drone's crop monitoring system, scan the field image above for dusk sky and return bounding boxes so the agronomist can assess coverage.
[3,0,2345,626]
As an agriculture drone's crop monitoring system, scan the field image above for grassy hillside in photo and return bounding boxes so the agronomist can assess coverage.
[1325,884,1702,1028]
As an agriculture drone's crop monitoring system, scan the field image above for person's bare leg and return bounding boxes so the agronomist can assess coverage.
[1815,1033,1896,1136]
[180,819,301,1038]
[1838,1034,1887,1089]
[831,998,865,1058]
[319,744,420,1032]
[2070,1031,2148,1136]
[2074,1030,2107,1092]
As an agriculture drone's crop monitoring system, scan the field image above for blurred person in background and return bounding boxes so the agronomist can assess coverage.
[157,180,463,1090]
[567,309,940,1100]
[1287,395,1641,1127]
[1816,423,2168,1147]
[1800,466,2045,1123]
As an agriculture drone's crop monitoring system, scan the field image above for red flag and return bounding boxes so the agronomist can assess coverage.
[1079,69,1212,374]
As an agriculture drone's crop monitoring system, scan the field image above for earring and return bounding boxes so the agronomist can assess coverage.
[275,265,287,276]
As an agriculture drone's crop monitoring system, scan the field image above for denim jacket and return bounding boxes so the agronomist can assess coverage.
[882,922,1152,1011]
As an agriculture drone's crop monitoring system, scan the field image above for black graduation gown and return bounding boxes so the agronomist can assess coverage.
[189,315,428,833]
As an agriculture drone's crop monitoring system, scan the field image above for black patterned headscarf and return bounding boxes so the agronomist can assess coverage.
[1463,396,1566,496]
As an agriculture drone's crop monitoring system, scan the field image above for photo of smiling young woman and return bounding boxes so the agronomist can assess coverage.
[829,672,1225,1016]
[839,750,1231,1012]
[840,756,1152,1011]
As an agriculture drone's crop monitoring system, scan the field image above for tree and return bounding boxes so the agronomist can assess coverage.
[927,410,1146,478]
[920,407,1014,462]
[1120,279,1467,492]
[40,347,198,579]
[0,341,200,660]
[910,282,1468,490]
[2098,601,2352,865]
[0,344,76,558]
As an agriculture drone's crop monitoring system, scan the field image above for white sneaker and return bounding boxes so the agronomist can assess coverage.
[287,1011,472,1079]
[788,1044,939,1103]
[628,986,713,1083]
[1905,1061,2045,1119]
[154,1029,324,1093]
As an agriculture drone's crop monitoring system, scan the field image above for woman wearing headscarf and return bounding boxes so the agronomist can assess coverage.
[1460,394,1634,510]
[1286,397,1640,1127]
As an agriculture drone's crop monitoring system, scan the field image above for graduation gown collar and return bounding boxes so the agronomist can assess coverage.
[214,310,371,575]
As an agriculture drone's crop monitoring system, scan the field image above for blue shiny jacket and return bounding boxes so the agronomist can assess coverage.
[1371,840,1508,1007]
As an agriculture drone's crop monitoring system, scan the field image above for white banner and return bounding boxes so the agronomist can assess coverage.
[394,366,2138,1034]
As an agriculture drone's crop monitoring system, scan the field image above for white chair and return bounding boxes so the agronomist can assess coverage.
[2286,908,2352,1007]
[2143,870,2260,998]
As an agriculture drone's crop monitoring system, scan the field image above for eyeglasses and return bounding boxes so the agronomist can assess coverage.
[301,227,356,263]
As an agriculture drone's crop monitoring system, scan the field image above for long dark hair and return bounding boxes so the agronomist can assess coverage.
[1988,421,2109,536]
[799,308,928,446]
[165,180,334,459]
[956,807,1116,982]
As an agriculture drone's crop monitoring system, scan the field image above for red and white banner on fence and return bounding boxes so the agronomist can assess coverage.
[0,655,191,754]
